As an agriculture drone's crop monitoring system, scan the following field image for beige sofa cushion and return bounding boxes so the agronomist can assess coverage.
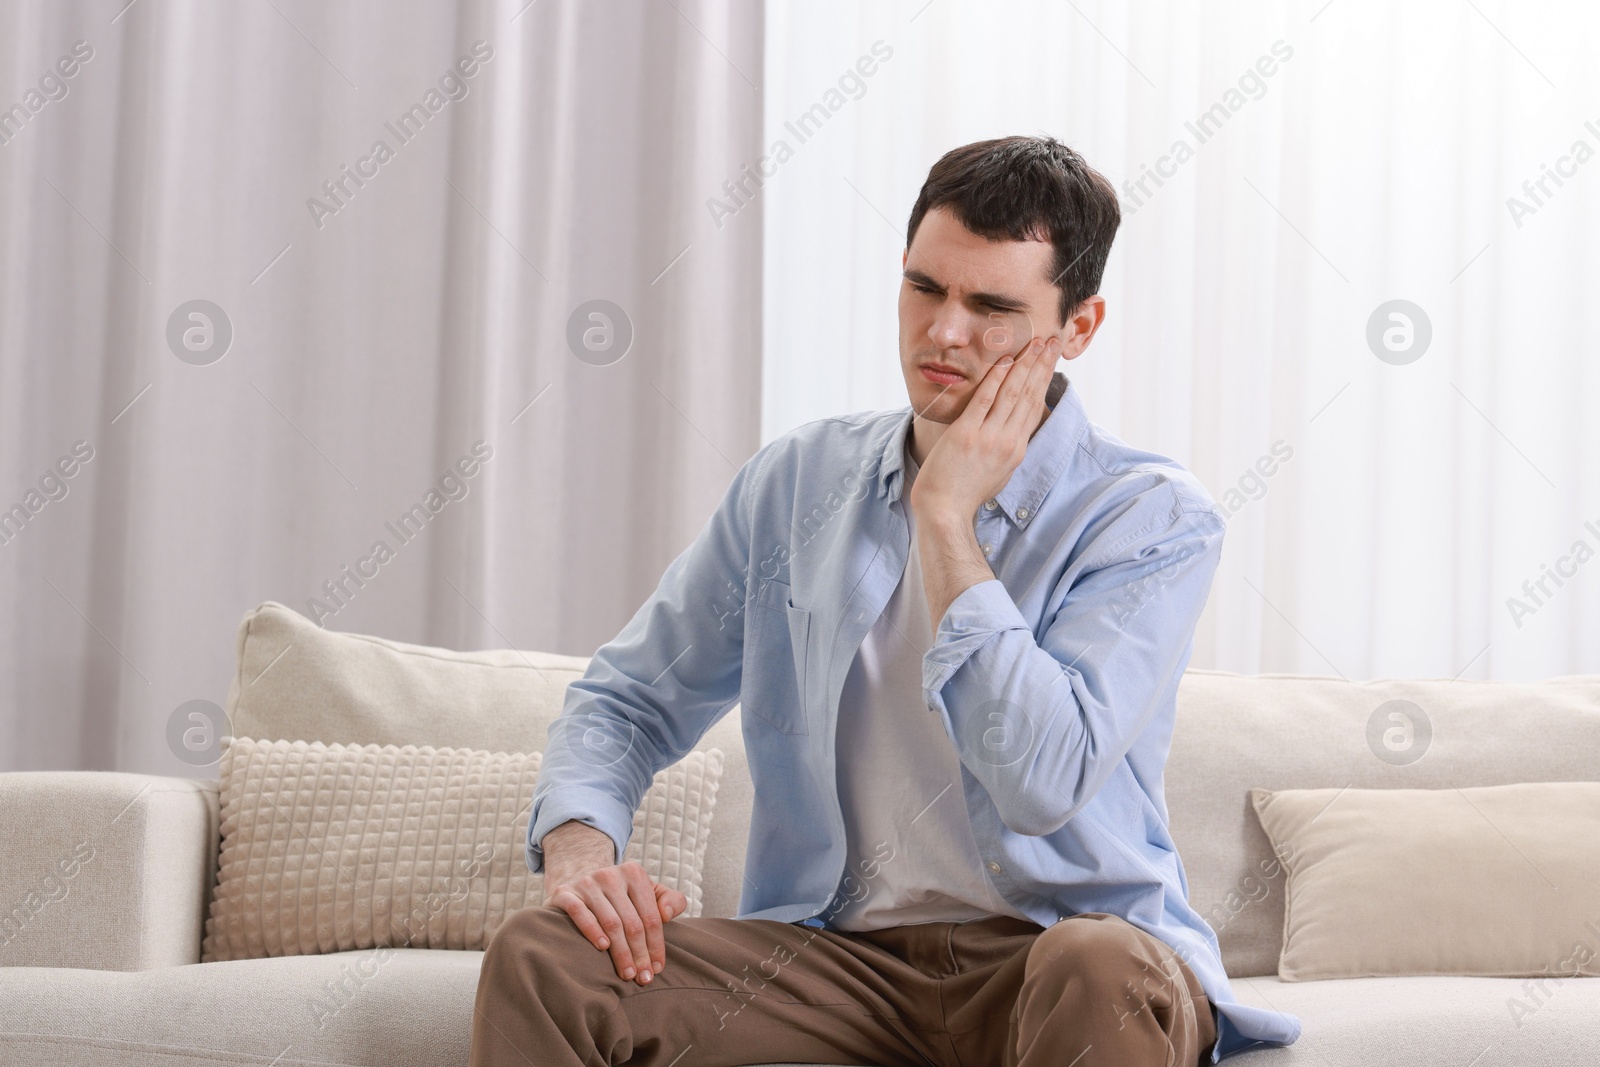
[9,952,1600,1067]
[202,739,722,962]
[224,601,754,920]
[4,957,1600,1067]
[1250,782,1600,981]
[1166,670,1600,977]
[225,602,595,754]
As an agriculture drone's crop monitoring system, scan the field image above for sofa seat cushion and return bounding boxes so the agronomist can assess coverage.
[1226,974,1600,1065]
[9,950,1596,1066]
[0,948,485,1067]
[0,948,874,1067]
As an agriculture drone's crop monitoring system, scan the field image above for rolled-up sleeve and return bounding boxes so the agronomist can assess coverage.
[526,448,765,872]
[923,502,1224,837]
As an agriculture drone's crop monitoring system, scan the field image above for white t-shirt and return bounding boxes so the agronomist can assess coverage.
[828,445,1031,931]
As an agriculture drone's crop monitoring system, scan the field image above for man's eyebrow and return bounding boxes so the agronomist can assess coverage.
[901,268,1031,312]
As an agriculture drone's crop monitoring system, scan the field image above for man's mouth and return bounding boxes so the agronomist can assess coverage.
[919,364,965,385]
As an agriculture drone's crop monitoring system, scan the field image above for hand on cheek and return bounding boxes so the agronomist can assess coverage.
[914,335,1061,522]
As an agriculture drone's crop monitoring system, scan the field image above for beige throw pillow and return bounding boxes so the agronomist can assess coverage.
[1250,782,1600,981]
[203,738,723,962]
[221,601,757,923]
[224,601,594,756]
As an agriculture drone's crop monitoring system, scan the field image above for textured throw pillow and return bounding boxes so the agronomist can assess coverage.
[1250,782,1600,981]
[203,738,723,962]
[222,601,757,923]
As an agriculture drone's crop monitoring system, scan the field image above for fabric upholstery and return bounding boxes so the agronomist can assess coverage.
[224,600,754,920]
[224,605,1600,976]
[1250,781,1600,981]
[3,953,1599,1066]
[0,772,217,971]
[203,740,722,962]
[1165,670,1600,977]
[8,603,1600,1065]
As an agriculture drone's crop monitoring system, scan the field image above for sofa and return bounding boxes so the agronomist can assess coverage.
[3,602,1598,1066]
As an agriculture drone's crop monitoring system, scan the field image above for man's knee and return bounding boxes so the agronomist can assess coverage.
[489,903,585,949]
[1015,914,1213,1063]
[482,906,597,987]
[473,906,624,1063]
[1028,913,1173,992]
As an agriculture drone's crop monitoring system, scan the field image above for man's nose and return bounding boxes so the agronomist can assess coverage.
[929,306,1020,361]
[928,303,978,351]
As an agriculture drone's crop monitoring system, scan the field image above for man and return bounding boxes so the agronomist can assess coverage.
[471,136,1302,1066]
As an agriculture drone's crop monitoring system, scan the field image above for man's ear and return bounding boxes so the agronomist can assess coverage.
[1059,295,1107,361]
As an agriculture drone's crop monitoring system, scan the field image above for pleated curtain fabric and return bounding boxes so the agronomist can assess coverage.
[0,0,765,774]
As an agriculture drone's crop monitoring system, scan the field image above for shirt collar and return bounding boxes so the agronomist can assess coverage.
[877,370,1085,531]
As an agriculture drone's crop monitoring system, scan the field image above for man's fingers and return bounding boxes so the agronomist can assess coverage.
[964,336,1032,426]
[581,884,644,981]
[603,869,654,983]
[986,336,1044,427]
[548,893,611,953]
[983,308,1038,361]
[655,882,689,923]
[1004,336,1058,435]
[622,866,667,979]
[550,872,689,984]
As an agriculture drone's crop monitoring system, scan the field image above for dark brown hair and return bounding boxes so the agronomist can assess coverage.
[905,136,1121,326]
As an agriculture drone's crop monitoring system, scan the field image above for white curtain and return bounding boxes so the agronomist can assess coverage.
[0,0,763,773]
[762,0,1600,682]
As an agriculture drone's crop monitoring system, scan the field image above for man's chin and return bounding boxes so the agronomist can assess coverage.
[907,384,967,423]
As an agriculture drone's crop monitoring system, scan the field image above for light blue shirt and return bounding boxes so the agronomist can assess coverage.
[527,373,1303,1061]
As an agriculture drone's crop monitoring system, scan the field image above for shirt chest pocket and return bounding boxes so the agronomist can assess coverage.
[742,578,812,735]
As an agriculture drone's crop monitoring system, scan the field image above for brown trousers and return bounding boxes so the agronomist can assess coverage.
[470,907,1216,1067]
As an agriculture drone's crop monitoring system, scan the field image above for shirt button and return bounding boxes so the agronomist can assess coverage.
[988,861,1002,873]
[981,543,993,557]
[1017,507,1029,520]
[984,499,997,511]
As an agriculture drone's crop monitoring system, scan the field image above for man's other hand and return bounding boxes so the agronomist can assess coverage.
[541,820,689,985]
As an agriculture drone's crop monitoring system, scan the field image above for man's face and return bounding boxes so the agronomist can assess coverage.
[898,204,1064,424]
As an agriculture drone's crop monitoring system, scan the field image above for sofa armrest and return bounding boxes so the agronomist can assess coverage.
[0,772,218,971]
